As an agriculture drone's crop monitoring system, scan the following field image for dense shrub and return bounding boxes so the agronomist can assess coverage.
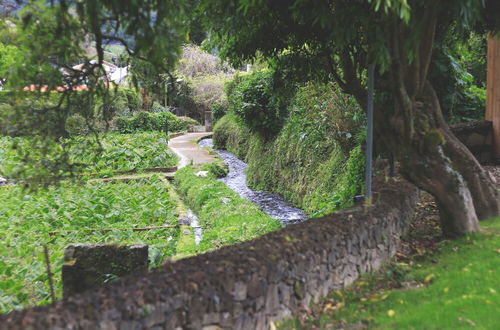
[213,112,251,160]
[109,88,142,117]
[289,82,365,154]
[226,70,287,137]
[115,111,199,134]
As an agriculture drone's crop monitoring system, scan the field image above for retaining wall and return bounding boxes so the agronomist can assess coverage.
[0,179,419,329]
[451,120,493,164]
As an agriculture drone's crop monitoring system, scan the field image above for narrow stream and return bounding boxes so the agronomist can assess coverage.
[187,209,203,245]
[199,138,308,225]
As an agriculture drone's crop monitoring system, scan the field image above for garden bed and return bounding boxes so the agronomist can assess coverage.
[0,132,177,180]
[0,176,179,313]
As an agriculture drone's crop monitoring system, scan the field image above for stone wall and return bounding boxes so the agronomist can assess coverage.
[451,120,493,164]
[0,179,419,329]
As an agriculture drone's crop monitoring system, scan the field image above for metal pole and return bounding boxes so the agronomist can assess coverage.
[365,64,375,200]
[164,81,168,107]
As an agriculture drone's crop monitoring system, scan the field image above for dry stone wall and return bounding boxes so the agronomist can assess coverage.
[0,179,419,330]
[451,120,494,164]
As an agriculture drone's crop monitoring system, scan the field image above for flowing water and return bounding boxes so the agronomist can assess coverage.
[187,209,203,245]
[199,138,308,225]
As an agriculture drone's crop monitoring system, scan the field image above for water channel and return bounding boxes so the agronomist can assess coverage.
[199,138,308,225]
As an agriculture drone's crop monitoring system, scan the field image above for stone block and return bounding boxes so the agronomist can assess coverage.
[233,281,247,301]
[467,132,486,146]
[62,244,148,298]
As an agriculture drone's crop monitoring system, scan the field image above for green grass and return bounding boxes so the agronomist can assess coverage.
[0,132,177,179]
[280,218,500,329]
[0,176,179,314]
[173,165,282,255]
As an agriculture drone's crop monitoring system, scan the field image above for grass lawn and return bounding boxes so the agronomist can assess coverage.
[0,177,179,314]
[280,218,500,329]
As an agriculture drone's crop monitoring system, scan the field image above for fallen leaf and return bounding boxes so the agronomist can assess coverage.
[458,317,476,327]
[387,310,396,317]
[424,274,435,283]
[443,287,449,293]
[323,302,344,311]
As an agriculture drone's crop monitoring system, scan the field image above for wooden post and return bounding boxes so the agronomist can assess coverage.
[486,35,500,159]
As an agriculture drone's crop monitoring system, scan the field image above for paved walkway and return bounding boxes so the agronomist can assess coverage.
[168,132,216,168]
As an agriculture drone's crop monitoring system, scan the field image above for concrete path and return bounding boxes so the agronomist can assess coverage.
[168,132,216,168]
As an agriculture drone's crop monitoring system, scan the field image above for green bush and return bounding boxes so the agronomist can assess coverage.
[115,111,199,134]
[201,161,228,178]
[104,88,142,118]
[226,71,287,137]
[211,102,228,124]
[213,112,251,159]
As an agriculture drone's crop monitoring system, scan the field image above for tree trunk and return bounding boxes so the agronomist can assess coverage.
[381,79,481,237]
[425,83,500,220]
[447,143,500,220]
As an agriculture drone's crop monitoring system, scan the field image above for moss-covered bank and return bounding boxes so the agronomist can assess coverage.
[214,81,365,217]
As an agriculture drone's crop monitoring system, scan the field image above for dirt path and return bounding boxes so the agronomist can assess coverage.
[168,132,215,168]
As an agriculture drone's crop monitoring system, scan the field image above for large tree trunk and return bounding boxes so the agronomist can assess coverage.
[377,80,480,237]
[336,3,499,237]
[380,9,494,237]
[425,83,500,220]
[447,142,500,220]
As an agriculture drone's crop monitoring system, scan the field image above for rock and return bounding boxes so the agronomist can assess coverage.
[0,176,7,185]
[195,171,209,177]
[233,281,247,301]
[62,244,148,298]
[178,216,191,225]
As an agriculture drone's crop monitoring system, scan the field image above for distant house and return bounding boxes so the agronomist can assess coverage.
[71,60,129,86]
